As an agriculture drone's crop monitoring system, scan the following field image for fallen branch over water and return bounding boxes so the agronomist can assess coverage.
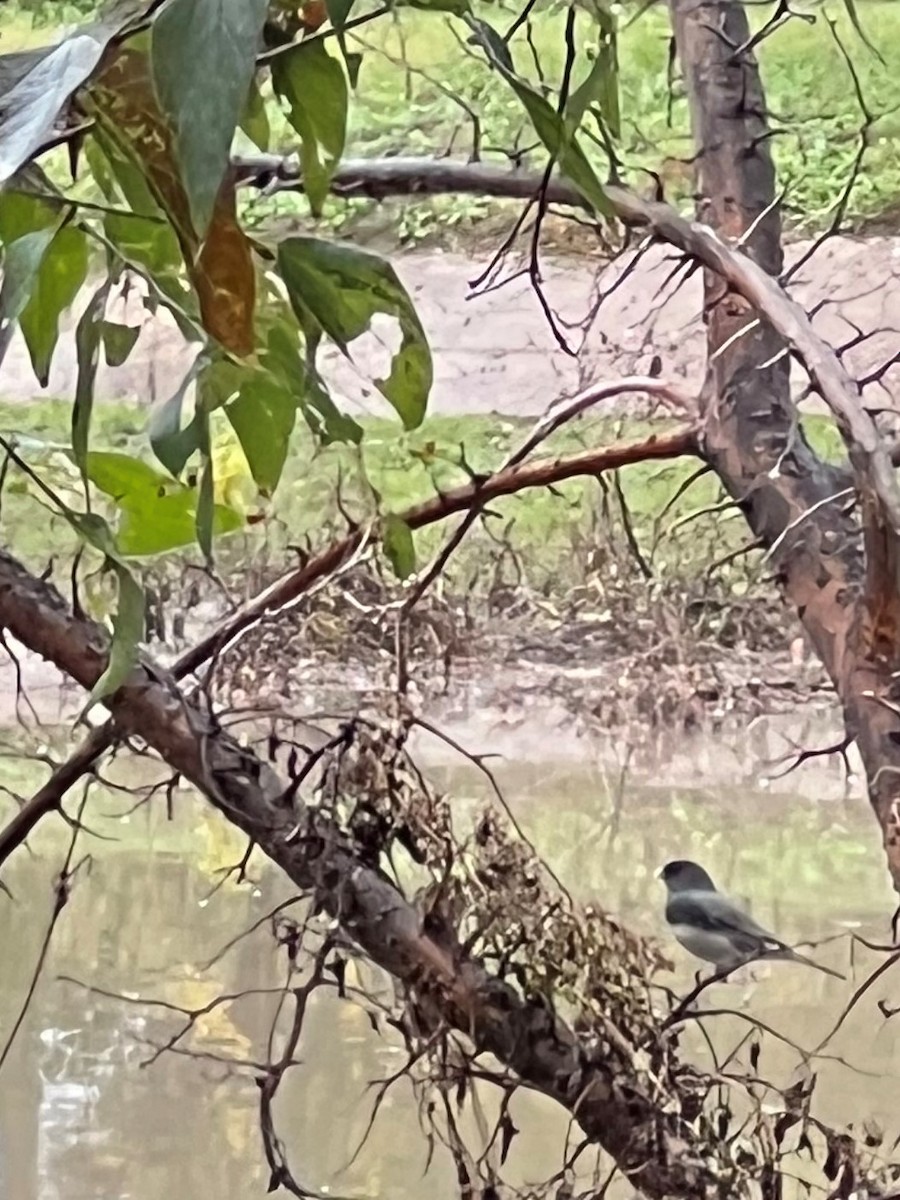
[1,513,884,1198]
[0,528,721,1199]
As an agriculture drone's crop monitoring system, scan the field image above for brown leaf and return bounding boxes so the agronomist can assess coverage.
[85,40,255,356]
[195,168,256,356]
[87,42,194,245]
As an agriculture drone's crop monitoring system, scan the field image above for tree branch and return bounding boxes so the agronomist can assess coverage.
[0,541,733,1200]
[236,151,900,532]
[1,507,892,1197]
[0,423,697,870]
[233,153,590,208]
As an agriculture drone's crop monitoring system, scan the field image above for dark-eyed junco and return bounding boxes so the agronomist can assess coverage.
[658,860,845,980]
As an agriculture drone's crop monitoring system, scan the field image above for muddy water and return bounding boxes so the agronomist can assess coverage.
[1,730,898,1199]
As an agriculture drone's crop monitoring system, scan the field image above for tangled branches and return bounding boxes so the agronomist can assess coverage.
[201,705,899,1200]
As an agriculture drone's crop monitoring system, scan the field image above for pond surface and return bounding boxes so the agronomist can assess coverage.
[1,722,897,1199]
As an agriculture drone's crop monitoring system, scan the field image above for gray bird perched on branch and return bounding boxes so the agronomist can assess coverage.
[658,860,845,980]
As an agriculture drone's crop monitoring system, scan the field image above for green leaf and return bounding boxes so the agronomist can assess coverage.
[117,492,241,556]
[72,284,109,483]
[0,179,57,243]
[0,227,57,329]
[103,207,182,277]
[470,20,613,217]
[20,223,90,386]
[151,0,270,237]
[85,449,242,556]
[86,135,186,293]
[192,405,214,560]
[227,374,297,494]
[325,0,356,30]
[260,317,362,446]
[87,563,145,709]
[324,0,355,66]
[345,52,363,90]
[383,514,415,580]
[101,321,140,367]
[149,357,208,477]
[508,82,612,216]
[197,452,215,562]
[0,34,113,184]
[301,374,363,445]
[53,505,145,711]
[0,192,90,386]
[277,236,431,429]
[196,356,245,412]
[86,450,174,498]
[272,41,348,216]
[87,131,158,216]
[239,77,271,151]
[103,209,200,337]
[465,17,512,71]
[567,37,619,138]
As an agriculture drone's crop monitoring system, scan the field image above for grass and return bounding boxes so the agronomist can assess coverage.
[0,395,850,601]
[6,1,900,243]
[244,0,900,241]
[0,0,873,592]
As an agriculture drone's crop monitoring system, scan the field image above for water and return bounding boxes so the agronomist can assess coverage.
[1,722,897,1199]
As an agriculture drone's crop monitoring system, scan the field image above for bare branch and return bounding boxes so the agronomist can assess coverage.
[232,153,589,208]
[0,423,697,871]
[236,152,900,536]
[2,543,877,1197]
[0,543,717,1197]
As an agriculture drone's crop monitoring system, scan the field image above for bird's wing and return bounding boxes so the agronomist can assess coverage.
[666,891,782,955]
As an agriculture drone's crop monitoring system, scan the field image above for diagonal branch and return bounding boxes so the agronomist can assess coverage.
[0,543,721,1199]
[1,543,889,1199]
[0,423,697,870]
[236,150,900,536]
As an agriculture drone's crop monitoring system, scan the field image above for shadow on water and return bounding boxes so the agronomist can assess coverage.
[1,721,898,1199]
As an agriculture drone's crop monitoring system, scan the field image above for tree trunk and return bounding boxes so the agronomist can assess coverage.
[668,0,900,890]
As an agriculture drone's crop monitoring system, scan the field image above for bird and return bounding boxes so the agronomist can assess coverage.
[657,859,845,980]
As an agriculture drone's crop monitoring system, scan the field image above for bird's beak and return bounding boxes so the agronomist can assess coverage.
[653,865,663,880]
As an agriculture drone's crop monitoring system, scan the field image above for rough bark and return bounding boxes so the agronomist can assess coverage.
[668,0,900,889]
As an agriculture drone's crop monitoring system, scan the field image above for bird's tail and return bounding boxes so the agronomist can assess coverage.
[770,947,845,980]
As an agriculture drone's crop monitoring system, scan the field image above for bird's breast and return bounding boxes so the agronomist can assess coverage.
[670,924,745,968]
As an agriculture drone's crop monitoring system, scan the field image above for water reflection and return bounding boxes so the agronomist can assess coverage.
[0,732,897,1198]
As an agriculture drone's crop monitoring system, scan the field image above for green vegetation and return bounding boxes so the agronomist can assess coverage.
[230,0,900,241]
[347,0,900,236]
[5,1,900,244]
[0,396,848,601]
[0,0,874,674]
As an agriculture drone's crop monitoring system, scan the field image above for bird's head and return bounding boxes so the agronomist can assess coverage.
[657,859,717,893]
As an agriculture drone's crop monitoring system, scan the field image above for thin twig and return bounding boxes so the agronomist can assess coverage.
[0,424,698,868]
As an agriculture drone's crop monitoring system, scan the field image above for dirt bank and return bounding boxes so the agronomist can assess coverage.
[0,231,890,798]
[3,235,900,418]
[0,573,854,808]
